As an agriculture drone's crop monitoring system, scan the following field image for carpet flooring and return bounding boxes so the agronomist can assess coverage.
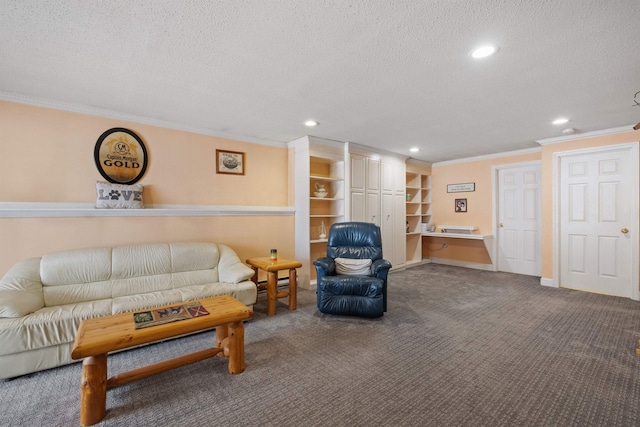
[2,263,640,426]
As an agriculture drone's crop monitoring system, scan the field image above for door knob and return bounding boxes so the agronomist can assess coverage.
[499,223,504,227]
[621,228,629,234]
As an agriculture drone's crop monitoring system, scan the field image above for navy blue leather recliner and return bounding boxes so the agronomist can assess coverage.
[313,222,392,318]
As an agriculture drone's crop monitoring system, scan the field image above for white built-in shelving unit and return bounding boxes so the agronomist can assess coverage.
[290,136,346,289]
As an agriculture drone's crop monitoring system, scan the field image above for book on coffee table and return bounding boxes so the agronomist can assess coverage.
[133,301,209,329]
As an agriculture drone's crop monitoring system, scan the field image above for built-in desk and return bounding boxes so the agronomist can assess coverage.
[422,231,494,270]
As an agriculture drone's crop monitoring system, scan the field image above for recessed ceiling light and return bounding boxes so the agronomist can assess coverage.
[304,120,319,127]
[552,117,569,125]
[471,45,498,59]
[410,147,420,153]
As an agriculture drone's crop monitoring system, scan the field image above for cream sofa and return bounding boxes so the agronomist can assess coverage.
[0,242,257,379]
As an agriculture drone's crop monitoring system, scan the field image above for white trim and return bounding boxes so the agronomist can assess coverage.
[432,147,541,167]
[536,125,636,145]
[0,202,294,218]
[0,92,287,149]
[347,142,409,162]
[553,142,639,300]
[428,257,493,271]
[540,277,557,288]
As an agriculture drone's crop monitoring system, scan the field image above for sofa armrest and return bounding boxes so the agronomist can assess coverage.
[217,244,255,284]
[0,257,45,317]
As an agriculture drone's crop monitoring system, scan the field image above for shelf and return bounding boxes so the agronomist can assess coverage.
[310,239,329,244]
[310,214,342,218]
[406,231,422,236]
[0,202,295,218]
[422,232,490,240]
[310,197,343,201]
[310,175,342,182]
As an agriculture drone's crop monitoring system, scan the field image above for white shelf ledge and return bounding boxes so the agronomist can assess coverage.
[422,231,490,240]
[0,202,294,218]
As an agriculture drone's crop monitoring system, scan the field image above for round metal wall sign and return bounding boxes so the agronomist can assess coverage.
[94,128,148,184]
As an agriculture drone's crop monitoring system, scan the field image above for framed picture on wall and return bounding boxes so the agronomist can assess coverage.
[216,149,245,175]
[455,198,467,212]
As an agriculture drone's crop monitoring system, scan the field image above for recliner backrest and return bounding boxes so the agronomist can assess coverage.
[326,222,383,261]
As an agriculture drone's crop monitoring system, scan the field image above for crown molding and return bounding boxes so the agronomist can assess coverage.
[432,147,541,167]
[535,125,636,145]
[0,92,288,149]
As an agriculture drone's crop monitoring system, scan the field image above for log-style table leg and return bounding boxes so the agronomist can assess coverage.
[216,323,229,354]
[266,271,278,316]
[227,321,245,374]
[288,268,297,310]
[80,354,108,426]
[250,266,259,285]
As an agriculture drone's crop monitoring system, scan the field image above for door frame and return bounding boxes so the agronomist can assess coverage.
[552,142,639,300]
[491,160,542,274]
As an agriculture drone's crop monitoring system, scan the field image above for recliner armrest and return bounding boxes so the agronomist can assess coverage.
[371,259,392,276]
[313,257,335,276]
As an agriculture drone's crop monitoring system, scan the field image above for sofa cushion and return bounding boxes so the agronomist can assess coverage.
[317,276,384,318]
[0,258,45,317]
[0,300,112,355]
[112,290,184,314]
[40,247,112,287]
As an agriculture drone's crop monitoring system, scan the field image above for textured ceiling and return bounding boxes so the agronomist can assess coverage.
[1,1,639,162]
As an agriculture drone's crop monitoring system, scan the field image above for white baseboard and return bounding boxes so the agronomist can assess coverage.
[540,277,558,288]
[428,257,493,271]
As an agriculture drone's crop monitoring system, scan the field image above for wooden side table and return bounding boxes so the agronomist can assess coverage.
[246,257,302,316]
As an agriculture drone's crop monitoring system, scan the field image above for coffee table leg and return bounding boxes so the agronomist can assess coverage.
[227,321,245,374]
[267,271,277,316]
[80,354,107,426]
[288,268,297,310]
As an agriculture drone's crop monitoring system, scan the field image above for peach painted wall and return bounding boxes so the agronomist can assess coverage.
[539,129,640,280]
[430,150,542,235]
[0,101,294,276]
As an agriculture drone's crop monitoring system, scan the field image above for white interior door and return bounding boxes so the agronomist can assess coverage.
[559,145,637,298]
[497,163,542,276]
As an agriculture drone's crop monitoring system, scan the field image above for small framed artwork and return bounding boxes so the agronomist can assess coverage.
[216,149,245,175]
[455,198,467,212]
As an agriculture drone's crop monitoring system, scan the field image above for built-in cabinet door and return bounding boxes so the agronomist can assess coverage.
[351,155,366,222]
[380,191,406,268]
[367,158,380,192]
[351,155,366,192]
[352,154,405,268]
[366,158,381,225]
[367,191,380,226]
[351,192,366,222]
[381,193,394,262]
[393,193,406,267]
[381,161,394,193]
[351,155,381,225]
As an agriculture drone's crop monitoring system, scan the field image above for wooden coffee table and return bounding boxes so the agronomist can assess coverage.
[246,257,302,316]
[71,295,253,426]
